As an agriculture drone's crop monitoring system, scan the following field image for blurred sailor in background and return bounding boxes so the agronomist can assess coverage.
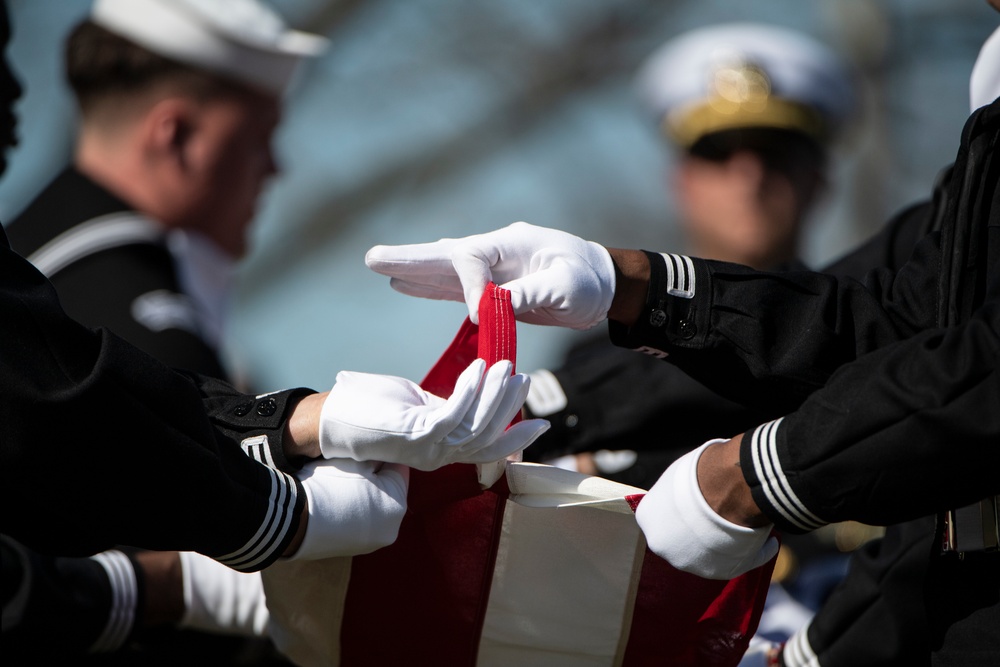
[7,0,327,381]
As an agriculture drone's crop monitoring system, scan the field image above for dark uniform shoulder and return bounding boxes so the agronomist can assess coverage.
[52,243,227,378]
[7,168,129,256]
[9,168,227,378]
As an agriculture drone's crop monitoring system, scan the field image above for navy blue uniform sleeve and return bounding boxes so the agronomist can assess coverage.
[741,295,1000,532]
[608,241,941,416]
[609,102,1000,532]
[1,234,310,571]
[607,236,998,532]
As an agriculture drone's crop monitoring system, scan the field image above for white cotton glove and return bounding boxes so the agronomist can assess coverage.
[635,440,779,580]
[179,552,270,637]
[365,221,616,330]
[290,458,409,561]
[319,358,550,471]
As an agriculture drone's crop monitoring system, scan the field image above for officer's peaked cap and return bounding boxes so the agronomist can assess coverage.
[636,23,856,148]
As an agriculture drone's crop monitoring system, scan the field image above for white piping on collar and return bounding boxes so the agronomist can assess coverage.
[27,212,163,277]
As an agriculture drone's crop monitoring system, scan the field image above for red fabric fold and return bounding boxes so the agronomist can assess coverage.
[341,283,515,665]
[339,282,773,666]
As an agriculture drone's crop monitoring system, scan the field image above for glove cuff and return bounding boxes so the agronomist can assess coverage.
[684,442,773,546]
[179,551,270,637]
[291,460,409,560]
[317,383,348,459]
[637,439,776,579]
[589,240,617,328]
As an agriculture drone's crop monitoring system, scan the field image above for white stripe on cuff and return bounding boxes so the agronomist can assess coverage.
[782,620,821,667]
[241,435,276,469]
[216,467,297,571]
[660,253,696,299]
[749,419,826,532]
[88,550,137,653]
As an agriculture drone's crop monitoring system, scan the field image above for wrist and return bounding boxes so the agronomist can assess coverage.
[697,434,769,528]
[606,248,650,326]
[284,392,326,460]
[133,551,184,627]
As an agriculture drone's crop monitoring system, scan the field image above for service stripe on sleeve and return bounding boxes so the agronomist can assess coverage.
[216,467,298,571]
[89,550,137,653]
[660,253,696,298]
[241,435,276,469]
[749,419,826,531]
[782,621,820,667]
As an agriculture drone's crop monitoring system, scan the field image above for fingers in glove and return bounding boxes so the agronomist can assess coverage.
[503,267,564,324]
[450,244,500,324]
[422,358,489,441]
[505,259,607,330]
[458,418,551,465]
[445,360,515,447]
[457,369,530,452]
[387,276,466,303]
[365,241,459,276]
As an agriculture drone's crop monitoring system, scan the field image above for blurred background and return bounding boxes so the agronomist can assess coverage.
[3,0,997,392]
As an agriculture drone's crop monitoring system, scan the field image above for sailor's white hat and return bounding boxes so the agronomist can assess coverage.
[90,0,328,97]
[635,23,856,148]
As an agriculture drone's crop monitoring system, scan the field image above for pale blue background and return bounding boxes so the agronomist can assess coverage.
[3,0,997,392]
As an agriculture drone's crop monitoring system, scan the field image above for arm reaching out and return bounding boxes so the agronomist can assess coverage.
[366,222,618,330]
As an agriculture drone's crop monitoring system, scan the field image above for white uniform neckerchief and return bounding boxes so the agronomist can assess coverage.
[167,228,237,350]
[970,24,1000,112]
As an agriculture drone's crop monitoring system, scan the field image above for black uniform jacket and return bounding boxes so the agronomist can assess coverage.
[6,167,227,378]
[1,225,312,572]
[609,98,1000,535]
[608,100,1000,665]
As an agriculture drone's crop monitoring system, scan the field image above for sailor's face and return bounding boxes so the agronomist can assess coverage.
[180,88,281,258]
[674,149,810,269]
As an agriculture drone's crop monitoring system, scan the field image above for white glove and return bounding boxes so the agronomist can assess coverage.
[179,552,270,637]
[319,358,549,471]
[635,440,779,580]
[290,458,409,561]
[365,221,616,330]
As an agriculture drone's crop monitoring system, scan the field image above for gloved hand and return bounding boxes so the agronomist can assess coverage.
[635,440,779,580]
[290,458,409,560]
[365,221,616,330]
[319,358,549,470]
[179,552,269,637]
